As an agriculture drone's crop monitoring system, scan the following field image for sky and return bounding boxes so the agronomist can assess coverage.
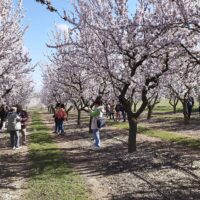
[19,0,73,92]
[18,0,137,92]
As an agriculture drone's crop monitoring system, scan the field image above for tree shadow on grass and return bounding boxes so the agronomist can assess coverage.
[40,111,200,199]
[48,125,200,200]
[140,115,200,134]
[0,144,30,192]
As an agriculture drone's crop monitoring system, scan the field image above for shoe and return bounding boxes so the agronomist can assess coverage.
[16,147,21,150]
[90,144,100,150]
[12,147,16,150]
[94,146,100,150]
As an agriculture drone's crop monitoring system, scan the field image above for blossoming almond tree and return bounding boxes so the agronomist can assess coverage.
[166,58,199,123]
[65,0,185,152]
[0,0,33,105]
[42,31,110,125]
[36,0,200,152]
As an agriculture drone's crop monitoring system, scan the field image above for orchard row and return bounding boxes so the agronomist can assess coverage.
[38,0,200,152]
[0,0,33,107]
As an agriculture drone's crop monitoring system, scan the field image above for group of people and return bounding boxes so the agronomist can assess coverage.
[53,103,67,135]
[105,101,126,122]
[0,104,28,150]
[49,96,196,150]
[51,99,126,149]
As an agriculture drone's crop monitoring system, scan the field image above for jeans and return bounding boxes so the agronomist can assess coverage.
[92,129,100,147]
[54,119,59,133]
[10,131,20,148]
[57,120,64,134]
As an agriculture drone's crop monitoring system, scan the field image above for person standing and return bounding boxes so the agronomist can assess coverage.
[187,96,194,119]
[7,107,21,150]
[90,99,104,148]
[0,105,8,132]
[53,103,60,134]
[115,103,121,121]
[16,105,29,145]
[55,104,67,135]
[109,101,115,121]
[105,103,110,118]
[119,103,126,122]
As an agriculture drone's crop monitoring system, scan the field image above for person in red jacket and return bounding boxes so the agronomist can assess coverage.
[55,104,67,135]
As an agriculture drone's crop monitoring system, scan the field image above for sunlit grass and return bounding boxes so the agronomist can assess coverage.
[108,119,200,149]
[26,112,88,200]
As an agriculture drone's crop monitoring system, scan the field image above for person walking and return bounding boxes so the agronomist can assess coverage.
[53,103,60,134]
[187,96,194,119]
[7,107,21,150]
[115,103,121,121]
[16,105,29,145]
[90,99,104,148]
[55,103,67,135]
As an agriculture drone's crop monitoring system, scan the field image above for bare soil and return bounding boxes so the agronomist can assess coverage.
[1,111,200,200]
[44,112,200,200]
[0,131,30,200]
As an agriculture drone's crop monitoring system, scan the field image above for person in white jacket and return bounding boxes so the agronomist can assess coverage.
[7,107,21,150]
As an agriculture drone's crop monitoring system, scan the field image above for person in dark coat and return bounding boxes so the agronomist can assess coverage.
[0,105,8,132]
[16,105,29,145]
[119,103,126,122]
[187,96,194,119]
[115,103,121,121]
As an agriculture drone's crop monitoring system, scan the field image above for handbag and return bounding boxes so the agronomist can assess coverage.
[97,118,106,129]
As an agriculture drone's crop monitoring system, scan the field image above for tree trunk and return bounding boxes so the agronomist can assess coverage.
[147,105,153,120]
[133,103,137,112]
[77,110,81,125]
[128,117,137,153]
[89,116,92,133]
[169,98,179,114]
[182,102,189,124]
[173,105,176,114]
[51,106,55,115]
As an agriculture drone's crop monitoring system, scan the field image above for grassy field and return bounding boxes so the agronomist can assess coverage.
[107,120,200,149]
[153,99,199,113]
[26,111,88,200]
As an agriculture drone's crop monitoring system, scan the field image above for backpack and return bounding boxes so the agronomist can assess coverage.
[55,109,67,120]
[97,118,106,129]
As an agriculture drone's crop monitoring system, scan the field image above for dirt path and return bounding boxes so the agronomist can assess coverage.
[0,131,30,200]
[43,112,200,200]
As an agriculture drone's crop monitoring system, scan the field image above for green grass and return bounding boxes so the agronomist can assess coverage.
[138,126,200,149]
[108,120,200,149]
[26,112,88,200]
[148,99,199,113]
[106,120,128,129]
